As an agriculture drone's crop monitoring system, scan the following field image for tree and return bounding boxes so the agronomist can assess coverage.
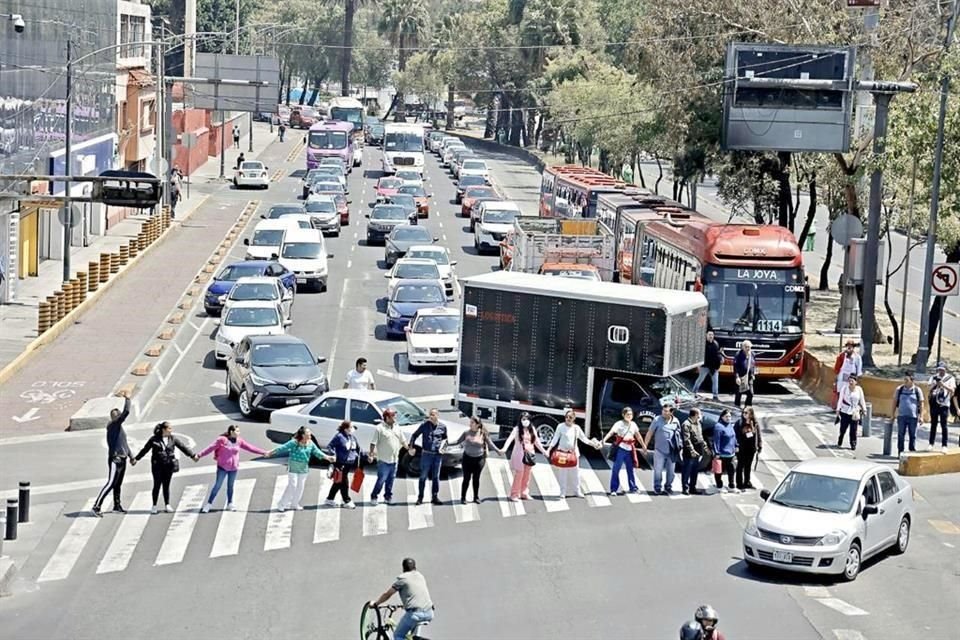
[378,0,429,119]
[325,0,378,97]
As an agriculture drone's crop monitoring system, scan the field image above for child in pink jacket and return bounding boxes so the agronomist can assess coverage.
[198,425,267,512]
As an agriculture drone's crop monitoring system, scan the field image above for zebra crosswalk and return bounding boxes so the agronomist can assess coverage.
[20,415,854,585]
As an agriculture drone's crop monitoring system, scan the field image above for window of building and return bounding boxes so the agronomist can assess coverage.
[120,14,147,59]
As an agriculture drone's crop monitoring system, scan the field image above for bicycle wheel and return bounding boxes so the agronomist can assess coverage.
[360,603,390,640]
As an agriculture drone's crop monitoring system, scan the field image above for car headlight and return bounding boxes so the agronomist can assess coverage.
[216,332,231,344]
[218,295,227,304]
[249,373,273,386]
[816,530,846,546]
[387,305,401,319]
[305,375,326,386]
[744,517,759,537]
[411,347,429,354]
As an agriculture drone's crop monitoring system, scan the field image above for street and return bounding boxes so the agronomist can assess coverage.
[1,135,958,640]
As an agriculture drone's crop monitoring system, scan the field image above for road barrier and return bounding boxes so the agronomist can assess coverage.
[4,500,17,541]
[17,483,29,524]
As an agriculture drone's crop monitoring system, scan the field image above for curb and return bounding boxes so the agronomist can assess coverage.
[899,450,960,476]
[0,557,15,597]
[0,195,210,388]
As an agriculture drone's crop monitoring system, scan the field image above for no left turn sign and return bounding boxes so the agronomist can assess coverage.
[931,263,960,296]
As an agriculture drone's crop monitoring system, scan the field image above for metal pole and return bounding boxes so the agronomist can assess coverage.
[898,157,917,368]
[235,0,240,55]
[17,482,29,523]
[859,91,892,369]
[156,39,168,207]
[62,38,73,283]
[937,305,945,364]
[4,500,17,540]
[165,78,174,190]
[917,0,959,373]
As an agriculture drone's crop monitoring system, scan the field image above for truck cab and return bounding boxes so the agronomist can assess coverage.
[538,263,602,282]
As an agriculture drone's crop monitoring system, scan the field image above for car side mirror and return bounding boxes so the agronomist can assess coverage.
[348,199,353,204]
[260,214,266,219]
[861,504,879,517]
[213,319,221,326]
[235,357,245,365]
[365,214,370,218]
[759,489,770,501]
[270,253,279,260]
[404,326,412,333]
[317,356,327,364]
[328,253,335,259]
[450,261,458,266]
[433,237,439,242]
[384,273,391,278]
[265,167,269,171]
[243,238,250,246]
[283,319,293,327]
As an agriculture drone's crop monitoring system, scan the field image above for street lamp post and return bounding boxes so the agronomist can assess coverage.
[62,38,74,283]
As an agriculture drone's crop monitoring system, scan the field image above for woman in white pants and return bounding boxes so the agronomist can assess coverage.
[264,427,334,511]
[547,410,601,498]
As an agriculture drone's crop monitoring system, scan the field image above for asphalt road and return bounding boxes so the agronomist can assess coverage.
[1,142,958,640]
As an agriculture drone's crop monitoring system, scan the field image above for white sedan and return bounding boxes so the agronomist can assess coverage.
[405,307,460,369]
[221,276,294,324]
[214,300,289,362]
[234,161,270,189]
[384,258,442,299]
[267,389,466,472]
[743,458,913,582]
[406,245,456,298]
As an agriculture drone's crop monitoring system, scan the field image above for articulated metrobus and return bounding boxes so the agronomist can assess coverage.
[382,123,425,175]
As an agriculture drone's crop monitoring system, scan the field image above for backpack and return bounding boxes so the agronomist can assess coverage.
[668,423,683,461]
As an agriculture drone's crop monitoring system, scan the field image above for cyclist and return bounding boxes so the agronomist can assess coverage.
[368,557,434,640]
[695,604,725,640]
[680,620,704,640]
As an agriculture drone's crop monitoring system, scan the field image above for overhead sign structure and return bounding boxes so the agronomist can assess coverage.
[931,263,960,297]
[191,54,280,113]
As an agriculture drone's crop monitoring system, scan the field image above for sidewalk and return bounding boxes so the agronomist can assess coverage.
[0,122,280,377]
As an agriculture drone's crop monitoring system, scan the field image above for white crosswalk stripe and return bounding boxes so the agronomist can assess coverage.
[38,499,100,582]
[361,476,388,537]
[529,464,569,512]
[96,492,153,574]
[579,467,611,507]
[486,458,525,516]
[155,484,205,566]
[210,479,255,558]
[314,475,340,543]
[449,477,480,523]
[773,425,818,462]
[264,475,294,551]
[407,493,434,530]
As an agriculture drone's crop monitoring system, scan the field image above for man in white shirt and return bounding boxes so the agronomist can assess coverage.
[344,357,376,390]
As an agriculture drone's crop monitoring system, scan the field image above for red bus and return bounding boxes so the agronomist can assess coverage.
[634,219,806,378]
[539,165,629,218]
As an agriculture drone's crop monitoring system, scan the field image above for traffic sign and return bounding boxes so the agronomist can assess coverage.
[932,263,960,297]
[830,214,864,247]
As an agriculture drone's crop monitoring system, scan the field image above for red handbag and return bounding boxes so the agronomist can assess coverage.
[350,467,365,493]
[550,449,578,468]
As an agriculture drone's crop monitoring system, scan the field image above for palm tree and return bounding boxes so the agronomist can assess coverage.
[378,0,429,119]
[330,0,376,97]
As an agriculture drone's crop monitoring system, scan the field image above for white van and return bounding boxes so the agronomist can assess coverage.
[278,228,333,292]
[243,218,301,260]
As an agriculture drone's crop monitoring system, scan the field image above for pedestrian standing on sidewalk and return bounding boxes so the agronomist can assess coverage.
[409,409,448,506]
[232,124,240,149]
[893,373,924,456]
[836,375,866,451]
[502,412,548,501]
[735,407,762,490]
[344,357,376,390]
[278,123,286,142]
[547,409,601,499]
[642,404,682,495]
[734,341,757,408]
[680,407,707,495]
[197,425,268,513]
[169,167,182,219]
[928,370,952,451]
[692,331,722,401]
[602,407,645,496]
[263,427,334,512]
[325,420,363,509]
[712,410,738,493]
[135,421,199,514]
[92,391,134,517]
[369,408,405,505]
[451,416,501,504]
[833,340,863,408]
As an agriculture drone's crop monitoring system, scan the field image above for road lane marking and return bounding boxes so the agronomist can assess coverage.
[773,424,817,462]
[530,465,569,512]
[139,317,211,420]
[803,585,832,598]
[806,422,854,459]
[265,475,294,550]
[486,458,524,517]
[314,475,340,543]
[362,475,388,537]
[96,492,153,574]
[210,478,255,558]
[579,466,611,507]
[346,259,352,269]
[376,368,430,383]
[759,446,789,483]
[832,631,867,640]
[817,598,869,616]
[407,492,434,530]
[449,476,479,523]
[154,484,206,566]
[928,519,960,534]
[211,381,226,391]
[37,499,99,582]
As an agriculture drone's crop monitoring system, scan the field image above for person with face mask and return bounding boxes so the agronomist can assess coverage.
[546,409,601,499]
[325,420,363,509]
[501,412,549,501]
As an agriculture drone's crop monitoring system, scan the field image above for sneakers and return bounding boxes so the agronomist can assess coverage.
[277,505,286,513]
[294,504,304,511]
[113,504,127,514]
[164,504,174,513]
[720,487,730,494]
[682,489,690,496]
[431,497,443,506]
[472,497,481,504]
[509,497,520,503]
[150,506,159,515]
[575,491,586,499]
[732,488,742,494]
[342,501,356,510]
[370,497,380,506]
[743,483,755,490]
[521,493,531,500]
[227,503,237,512]
[415,499,424,506]
[201,503,212,514]
[91,506,103,518]
[324,499,337,507]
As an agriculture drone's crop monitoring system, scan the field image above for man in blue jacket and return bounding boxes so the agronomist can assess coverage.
[409,409,448,506]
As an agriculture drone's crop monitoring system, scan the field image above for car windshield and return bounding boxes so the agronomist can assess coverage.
[313,183,343,194]
[645,376,696,404]
[251,342,315,366]
[407,249,448,265]
[399,185,427,197]
[771,471,860,514]
[390,195,417,208]
[393,284,444,303]
[224,306,280,327]
[218,264,265,281]
[281,242,324,259]
[459,176,486,188]
[241,162,264,171]
[372,206,408,221]
[369,125,384,136]
[305,200,337,214]
[462,160,485,170]
[267,205,305,219]
[413,315,459,334]
[465,187,496,199]
[542,268,601,281]
[396,171,421,181]
[251,229,284,246]
[231,283,279,301]
[308,131,348,150]
[392,227,432,242]
[375,397,427,426]
[395,263,440,279]
[483,209,518,224]
[378,178,402,190]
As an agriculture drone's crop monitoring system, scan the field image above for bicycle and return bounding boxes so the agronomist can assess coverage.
[360,603,430,640]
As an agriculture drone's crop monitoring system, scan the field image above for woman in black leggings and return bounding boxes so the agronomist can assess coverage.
[135,422,197,514]
[452,417,502,504]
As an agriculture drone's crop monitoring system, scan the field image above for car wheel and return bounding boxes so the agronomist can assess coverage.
[366,235,373,245]
[401,451,421,477]
[238,387,256,419]
[532,415,558,449]
[892,516,910,555]
[226,372,238,400]
[841,541,861,582]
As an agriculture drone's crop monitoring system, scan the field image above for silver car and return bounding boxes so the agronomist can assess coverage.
[742,458,913,582]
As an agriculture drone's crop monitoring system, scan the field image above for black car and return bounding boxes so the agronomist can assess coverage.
[226,335,329,419]
[455,174,489,203]
[384,225,436,266]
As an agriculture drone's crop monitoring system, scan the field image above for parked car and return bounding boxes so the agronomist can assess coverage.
[304,195,341,236]
[456,175,490,203]
[385,258,442,299]
[277,228,333,292]
[234,161,270,189]
[743,459,913,582]
[226,335,329,419]
[386,279,447,338]
[397,184,431,217]
[375,177,404,203]
[204,260,296,316]
[221,276,294,324]
[214,300,289,362]
[406,245,456,298]
[384,225,436,267]
[365,204,410,245]
[405,306,460,369]
[267,389,465,474]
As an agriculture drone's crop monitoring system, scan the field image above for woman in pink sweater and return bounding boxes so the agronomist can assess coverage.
[197,425,267,513]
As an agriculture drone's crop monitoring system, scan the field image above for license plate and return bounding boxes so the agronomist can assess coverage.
[772,550,792,563]
[285,398,300,406]
[296,277,308,284]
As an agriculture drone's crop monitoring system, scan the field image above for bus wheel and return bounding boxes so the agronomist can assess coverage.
[532,415,558,449]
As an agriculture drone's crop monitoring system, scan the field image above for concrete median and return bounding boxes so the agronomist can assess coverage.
[898,450,960,476]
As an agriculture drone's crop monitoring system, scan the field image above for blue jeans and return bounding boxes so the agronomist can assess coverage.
[371,461,397,501]
[681,456,700,492]
[394,607,433,640]
[610,447,637,493]
[652,451,675,493]
[208,467,237,504]
[417,452,442,501]
[693,366,719,397]
[897,416,919,454]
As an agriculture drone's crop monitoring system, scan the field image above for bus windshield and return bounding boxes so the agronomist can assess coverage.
[385,132,424,152]
[703,268,804,335]
[308,131,348,150]
[330,107,364,129]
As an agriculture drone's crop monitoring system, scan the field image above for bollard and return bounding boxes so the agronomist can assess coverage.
[861,403,873,438]
[127,238,138,259]
[37,301,52,333]
[53,290,65,320]
[78,273,88,301]
[99,253,111,282]
[69,278,82,308]
[109,252,120,274]
[4,499,17,541]
[18,482,29,523]
[118,243,129,266]
[883,419,894,457]
[88,261,100,291]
